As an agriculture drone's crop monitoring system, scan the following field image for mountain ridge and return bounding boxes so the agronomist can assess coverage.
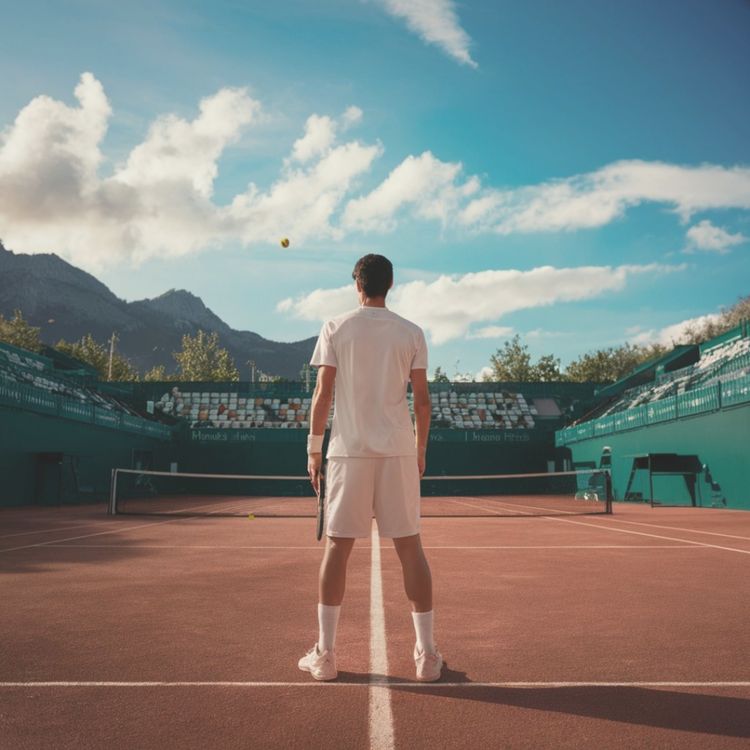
[0,242,316,378]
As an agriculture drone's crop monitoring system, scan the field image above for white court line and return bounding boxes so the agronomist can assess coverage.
[421,545,707,550]
[436,497,750,557]
[0,498,255,554]
[39,543,702,551]
[446,497,521,516]
[585,516,750,542]
[42,544,336,550]
[369,522,395,750]
[0,522,103,540]
[486,501,750,556]
[1,681,748,689]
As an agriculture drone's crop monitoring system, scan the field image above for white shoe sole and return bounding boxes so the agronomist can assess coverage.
[298,663,338,681]
[415,655,444,682]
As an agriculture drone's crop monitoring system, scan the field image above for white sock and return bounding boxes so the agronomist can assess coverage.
[317,603,341,653]
[411,610,435,654]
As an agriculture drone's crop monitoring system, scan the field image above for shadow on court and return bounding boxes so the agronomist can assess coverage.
[391,682,750,739]
[0,528,156,574]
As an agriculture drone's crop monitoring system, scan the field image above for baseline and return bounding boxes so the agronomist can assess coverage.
[2,681,748,688]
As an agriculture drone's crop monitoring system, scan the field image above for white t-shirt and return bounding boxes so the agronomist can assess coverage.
[310,306,428,458]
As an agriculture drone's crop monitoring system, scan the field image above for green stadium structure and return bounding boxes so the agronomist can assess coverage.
[8,321,747,511]
[0,340,174,505]
[556,322,750,509]
[0,337,599,507]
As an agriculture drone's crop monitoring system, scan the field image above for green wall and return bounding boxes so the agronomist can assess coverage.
[177,427,561,496]
[567,403,750,509]
[0,405,176,506]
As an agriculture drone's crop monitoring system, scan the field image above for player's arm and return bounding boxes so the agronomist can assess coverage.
[307,365,336,491]
[410,368,431,477]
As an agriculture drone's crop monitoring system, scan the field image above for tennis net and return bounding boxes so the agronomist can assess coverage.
[108,467,612,518]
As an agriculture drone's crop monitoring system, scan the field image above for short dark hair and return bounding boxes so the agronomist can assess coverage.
[352,254,393,298]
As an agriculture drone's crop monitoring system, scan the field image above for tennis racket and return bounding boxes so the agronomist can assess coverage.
[316,463,326,541]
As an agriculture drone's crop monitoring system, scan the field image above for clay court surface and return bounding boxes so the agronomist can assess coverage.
[1,501,749,749]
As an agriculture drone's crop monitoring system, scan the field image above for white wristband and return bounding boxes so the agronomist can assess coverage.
[307,434,324,454]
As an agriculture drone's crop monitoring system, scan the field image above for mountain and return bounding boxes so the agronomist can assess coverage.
[0,242,316,379]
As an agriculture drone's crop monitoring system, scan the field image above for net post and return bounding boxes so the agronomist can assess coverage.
[108,468,118,515]
[605,470,613,514]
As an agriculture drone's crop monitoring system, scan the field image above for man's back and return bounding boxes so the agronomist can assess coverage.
[311,306,427,457]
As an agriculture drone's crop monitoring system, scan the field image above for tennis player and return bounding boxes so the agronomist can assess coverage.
[298,253,443,682]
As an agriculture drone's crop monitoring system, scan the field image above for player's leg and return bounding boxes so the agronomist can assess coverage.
[392,533,432,612]
[316,535,354,657]
[299,459,373,680]
[319,535,356,605]
[375,456,443,681]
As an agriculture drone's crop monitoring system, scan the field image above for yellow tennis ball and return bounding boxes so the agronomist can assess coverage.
[247,514,255,520]
[280,238,290,248]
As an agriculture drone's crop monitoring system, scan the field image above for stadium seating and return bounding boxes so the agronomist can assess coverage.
[594,336,750,418]
[157,387,538,430]
[155,387,316,428]
[0,342,142,417]
[431,390,536,429]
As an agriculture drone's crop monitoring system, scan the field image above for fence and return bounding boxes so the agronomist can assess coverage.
[0,377,172,440]
[556,373,750,446]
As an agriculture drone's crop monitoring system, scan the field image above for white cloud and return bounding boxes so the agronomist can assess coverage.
[526,328,569,339]
[684,219,746,254]
[467,325,514,340]
[288,114,337,164]
[460,160,750,234]
[0,74,377,268]
[341,106,363,130]
[629,313,722,347]
[277,262,685,345]
[344,154,750,236]
[342,151,478,232]
[2,74,749,270]
[475,366,494,381]
[288,108,364,164]
[377,0,477,68]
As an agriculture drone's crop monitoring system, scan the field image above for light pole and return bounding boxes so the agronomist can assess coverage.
[108,332,118,381]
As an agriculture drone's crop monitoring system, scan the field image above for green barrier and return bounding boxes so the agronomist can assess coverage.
[647,396,677,424]
[93,408,121,428]
[556,374,747,447]
[722,373,750,407]
[0,375,171,440]
[676,383,719,418]
[594,415,615,436]
[60,400,94,421]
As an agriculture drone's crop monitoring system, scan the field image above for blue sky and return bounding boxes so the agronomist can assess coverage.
[0,0,748,377]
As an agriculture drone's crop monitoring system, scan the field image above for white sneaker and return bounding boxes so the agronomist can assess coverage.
[414,645,443,682]
[298,644,338,681]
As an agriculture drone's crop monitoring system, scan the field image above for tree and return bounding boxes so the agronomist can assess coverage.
[55,334,139,381]
[0,309,43,352]
[172,330,239,381]
[484,335,562,382]
[720,294,750,330]
[143,364,173,382]
[534,353,563,382]
[564,343,666,383]
[678,294,750,343]
[431,366,450,383]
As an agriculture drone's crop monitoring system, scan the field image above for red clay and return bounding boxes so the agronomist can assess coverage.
[1,502,749,749]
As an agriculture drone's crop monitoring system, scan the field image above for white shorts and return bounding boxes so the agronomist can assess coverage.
[325,456,421,539]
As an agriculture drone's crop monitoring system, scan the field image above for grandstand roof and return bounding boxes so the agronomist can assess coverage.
[39,345,98,377]
[595,345,698,401]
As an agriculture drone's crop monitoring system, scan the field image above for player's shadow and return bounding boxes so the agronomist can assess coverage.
[391,677,750,739]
